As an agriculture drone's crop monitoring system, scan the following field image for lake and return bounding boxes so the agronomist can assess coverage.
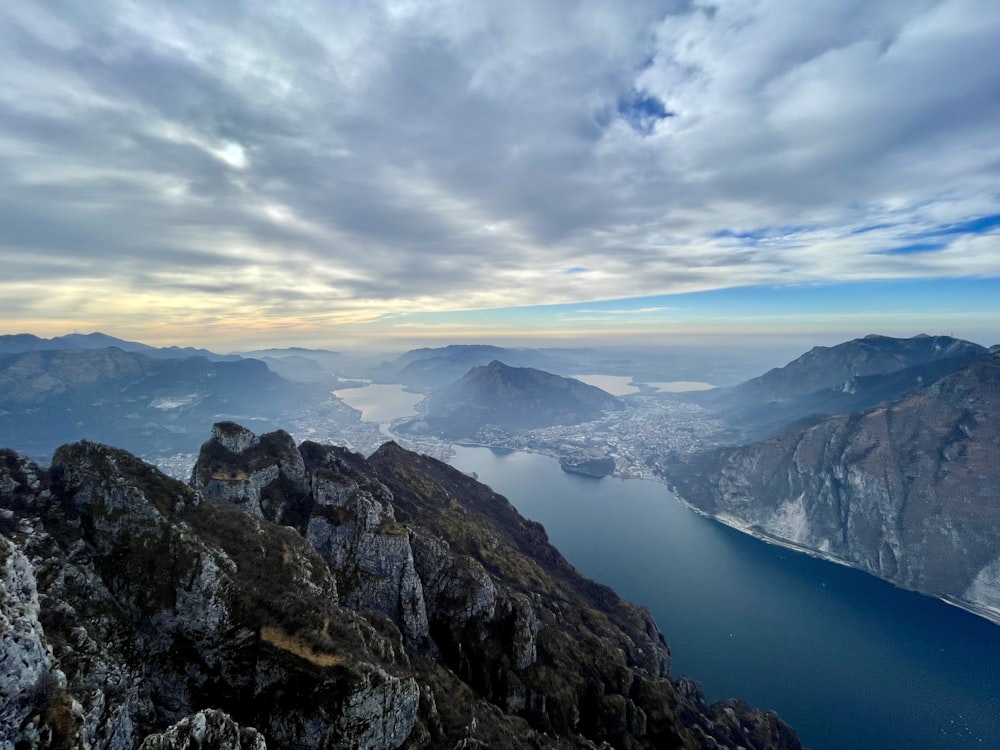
[571,374,641,395]
[571,374,718,394]
[333,384,424,423]
[447,445,1000,750]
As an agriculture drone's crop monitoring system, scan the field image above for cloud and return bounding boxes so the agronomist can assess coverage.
[570,307,674,315]
[0,0,997,343]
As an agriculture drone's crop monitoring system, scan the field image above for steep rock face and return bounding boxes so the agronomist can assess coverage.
[2,442,421,750]
[138,710,266,750]
[0,536,70,749]
[190,422,309,526]
[2,427,805,750]
[368,443,684,746]
[674,353,1000,621]
[191,428,431,647]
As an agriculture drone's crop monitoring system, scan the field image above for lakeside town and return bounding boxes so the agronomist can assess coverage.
[154,381,722,485]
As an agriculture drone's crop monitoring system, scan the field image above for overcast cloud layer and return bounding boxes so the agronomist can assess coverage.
[1,0,998,343]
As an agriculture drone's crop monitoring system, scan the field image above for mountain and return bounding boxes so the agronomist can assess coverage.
[670,351,1000,624]
[1,424,804,750]
[249,354,332,383]
[239,347,345,374]
[0,331,239,361]
[0,347,317,464]
[372,345,566,389]
[400,360,624,439]
[690,334,987,441]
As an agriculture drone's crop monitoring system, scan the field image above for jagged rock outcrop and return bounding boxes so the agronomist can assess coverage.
[191,427,430,647]
[2,426,805,750]
[3,442,420,750]
[673,352,1000,623]
[138,710,266,750]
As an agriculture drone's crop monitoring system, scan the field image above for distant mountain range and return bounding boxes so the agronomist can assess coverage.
[0,331,241,361]
[669,334,1000,624]
[372,344,569,389]
[399,360,624,438]
[688,333,988,441]
[376,342,827,390]
[237,347,347,382]
[0,346,319,464]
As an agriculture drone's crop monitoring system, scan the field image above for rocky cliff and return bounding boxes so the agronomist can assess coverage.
[672,352,1000,623]
[2,423,803,750]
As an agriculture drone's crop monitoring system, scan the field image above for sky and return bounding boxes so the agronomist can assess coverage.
[1,0,998,351]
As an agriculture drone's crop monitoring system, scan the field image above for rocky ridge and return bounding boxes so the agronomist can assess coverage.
[2,423,803,750]
[689,334,987,442]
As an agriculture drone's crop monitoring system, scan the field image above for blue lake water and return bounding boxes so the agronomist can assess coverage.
[447,445,1000,750]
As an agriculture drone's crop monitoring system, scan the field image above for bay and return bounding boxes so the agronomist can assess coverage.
[447,444,1000,750]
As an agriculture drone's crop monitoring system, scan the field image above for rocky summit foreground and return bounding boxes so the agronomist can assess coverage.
[1,422,803,750]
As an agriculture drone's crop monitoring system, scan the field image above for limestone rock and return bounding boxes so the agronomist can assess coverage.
[1,427,805,750]
[139,709,266,750]
[0,536,58,747]
[674,352,1000,623]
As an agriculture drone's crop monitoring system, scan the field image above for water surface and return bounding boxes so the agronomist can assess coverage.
[642,380,716,392]
[448,445,1000,750]
[570,374,641,395]
[333,383,423,423]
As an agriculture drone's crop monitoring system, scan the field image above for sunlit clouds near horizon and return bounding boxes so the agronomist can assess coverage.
[1,0,998,349]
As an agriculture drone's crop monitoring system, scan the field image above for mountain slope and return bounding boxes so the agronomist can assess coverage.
[402,360,623,439]
[0,347,317,463]
[373,345,564,389]
[0,331,238,361]
[1,424,804,750]
[671,351,1000,622]
[691,334,987,441]
[727,334,985,399]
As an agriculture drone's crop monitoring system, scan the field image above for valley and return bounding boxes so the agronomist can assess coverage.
[4,330,1000,750]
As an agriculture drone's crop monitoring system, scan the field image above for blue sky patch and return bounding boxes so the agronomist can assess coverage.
[880,242,948,255]
[918,213,1000,237]
[617,89,673,135]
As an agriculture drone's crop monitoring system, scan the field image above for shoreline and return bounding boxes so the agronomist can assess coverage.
[384,423,1000,631]
[670,488,1000,629]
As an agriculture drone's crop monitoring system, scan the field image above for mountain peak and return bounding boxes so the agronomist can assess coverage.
[398,362,623,440]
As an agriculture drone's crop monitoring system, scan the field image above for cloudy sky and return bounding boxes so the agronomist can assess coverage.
[1,0,998,349]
